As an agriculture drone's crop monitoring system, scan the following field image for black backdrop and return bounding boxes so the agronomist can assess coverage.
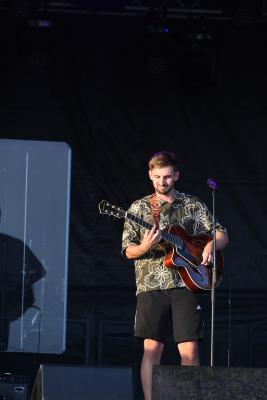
[0,9,267,399]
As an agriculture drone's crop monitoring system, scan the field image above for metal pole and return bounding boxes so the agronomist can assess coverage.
[209,185,217,367]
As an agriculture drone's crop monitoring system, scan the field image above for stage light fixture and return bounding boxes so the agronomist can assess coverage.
[28,19,51,28]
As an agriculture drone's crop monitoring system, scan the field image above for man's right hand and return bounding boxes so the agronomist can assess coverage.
[125,225,162,259]
[140,225,162,253]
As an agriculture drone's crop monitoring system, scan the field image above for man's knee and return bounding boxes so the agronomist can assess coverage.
[143,339,164,362]
[178,341,199,366]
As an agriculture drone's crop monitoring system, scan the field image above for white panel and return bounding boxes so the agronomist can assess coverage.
[0,139,71,353]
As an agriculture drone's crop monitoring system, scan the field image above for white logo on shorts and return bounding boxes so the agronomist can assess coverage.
[196,305,202,310]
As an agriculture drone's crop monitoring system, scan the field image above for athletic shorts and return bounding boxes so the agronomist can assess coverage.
[134,288,204,344]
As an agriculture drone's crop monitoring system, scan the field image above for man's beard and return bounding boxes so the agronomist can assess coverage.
[156,184,174,195]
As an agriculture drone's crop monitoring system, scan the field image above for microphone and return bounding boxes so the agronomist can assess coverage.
[207,178,217,191]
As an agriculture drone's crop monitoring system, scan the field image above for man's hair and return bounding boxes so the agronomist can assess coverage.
[148,151,179,171]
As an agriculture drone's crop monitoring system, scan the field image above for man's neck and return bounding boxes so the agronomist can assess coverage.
[156,190,176,204]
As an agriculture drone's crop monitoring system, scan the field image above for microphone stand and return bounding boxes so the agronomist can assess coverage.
[207,179,217,367]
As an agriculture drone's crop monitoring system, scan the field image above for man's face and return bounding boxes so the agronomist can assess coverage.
[149,166,179,195]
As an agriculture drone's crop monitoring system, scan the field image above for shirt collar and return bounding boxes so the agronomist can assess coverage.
[151,190,181,207]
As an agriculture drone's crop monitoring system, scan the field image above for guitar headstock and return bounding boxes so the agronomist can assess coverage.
[98,200,126,219]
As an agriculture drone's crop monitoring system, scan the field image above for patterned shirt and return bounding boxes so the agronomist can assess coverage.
[122,190,227,295]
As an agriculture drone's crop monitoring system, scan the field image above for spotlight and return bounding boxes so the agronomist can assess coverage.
[28,19,52,28]
[147,22,170,34]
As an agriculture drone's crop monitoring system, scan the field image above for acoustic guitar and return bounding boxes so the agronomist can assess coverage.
[98,200,224,292]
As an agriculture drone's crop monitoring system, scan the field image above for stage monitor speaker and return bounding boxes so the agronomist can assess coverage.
[152,365,267,400]
[0,373,28,400]
[30,364,133,400]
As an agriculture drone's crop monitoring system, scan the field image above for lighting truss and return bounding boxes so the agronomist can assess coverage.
[124,0,224,16]
[0,0,226,16]
[0,0,265,19]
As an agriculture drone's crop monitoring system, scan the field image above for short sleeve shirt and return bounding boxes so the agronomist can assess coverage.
[122,190,227,295]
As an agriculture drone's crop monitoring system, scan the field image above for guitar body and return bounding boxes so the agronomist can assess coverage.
[164,225,224,292]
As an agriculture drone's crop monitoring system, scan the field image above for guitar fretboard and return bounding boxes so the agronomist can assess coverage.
[126,211,183,249]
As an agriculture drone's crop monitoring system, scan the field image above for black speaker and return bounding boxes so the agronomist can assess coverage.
[0,373,28,400]
[30,364,133,400]
[152,365,267,400]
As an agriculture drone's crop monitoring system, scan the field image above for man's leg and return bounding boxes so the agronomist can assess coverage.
[141,338,164,400]
[178,340,199,366]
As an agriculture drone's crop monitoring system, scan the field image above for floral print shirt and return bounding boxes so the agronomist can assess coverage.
[122,190,227,295]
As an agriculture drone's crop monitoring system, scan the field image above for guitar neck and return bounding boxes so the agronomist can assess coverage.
[126,212,178,247]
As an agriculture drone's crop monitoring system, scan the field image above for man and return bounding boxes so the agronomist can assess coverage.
[122,151,229,400]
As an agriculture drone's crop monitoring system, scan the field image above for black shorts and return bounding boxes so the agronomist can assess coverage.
[134,288,204,344]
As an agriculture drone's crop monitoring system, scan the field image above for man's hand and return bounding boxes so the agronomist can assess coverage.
[140,225,162,253]
[125,225,162,259]
[201,241,214,265]
[201,230,229,265]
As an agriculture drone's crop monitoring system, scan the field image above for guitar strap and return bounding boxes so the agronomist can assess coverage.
[150,193,160,229]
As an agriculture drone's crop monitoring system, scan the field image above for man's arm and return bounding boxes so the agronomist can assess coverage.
[202,231,229,265]
[215,230,229,250]
[125,225,162,259]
